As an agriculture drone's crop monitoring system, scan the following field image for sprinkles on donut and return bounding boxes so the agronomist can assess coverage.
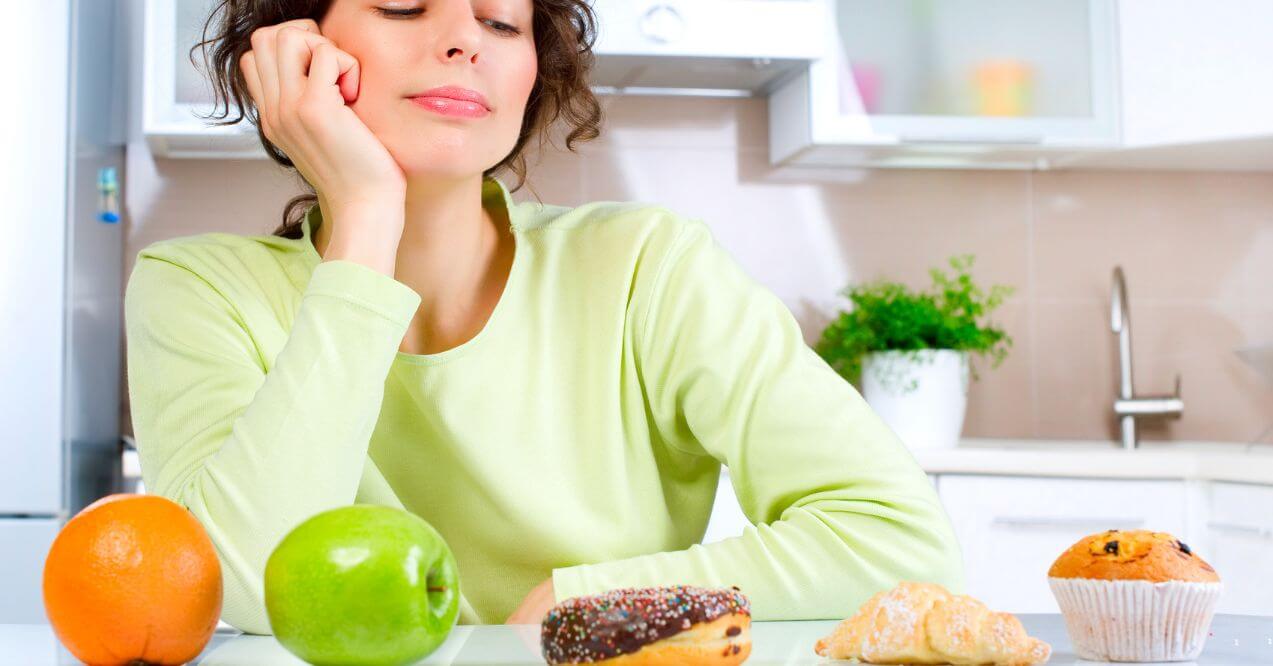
[540,584,752,665]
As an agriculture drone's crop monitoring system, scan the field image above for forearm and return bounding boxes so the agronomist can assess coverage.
[127,257,420,632]
[552,475,963,620]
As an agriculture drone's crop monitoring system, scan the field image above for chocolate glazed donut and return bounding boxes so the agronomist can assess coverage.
[540,585,752,665]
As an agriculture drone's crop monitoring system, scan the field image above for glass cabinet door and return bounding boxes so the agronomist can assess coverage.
[145,0,260,157]
[174,0,218,107]
[794,0,1119,152]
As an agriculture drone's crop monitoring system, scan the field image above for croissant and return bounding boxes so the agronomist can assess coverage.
[813,582,1051,666]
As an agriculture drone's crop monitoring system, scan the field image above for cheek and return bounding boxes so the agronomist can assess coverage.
[345,63,401,126]
[513,56,538,105]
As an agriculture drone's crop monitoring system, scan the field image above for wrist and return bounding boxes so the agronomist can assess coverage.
[323,215,403,278]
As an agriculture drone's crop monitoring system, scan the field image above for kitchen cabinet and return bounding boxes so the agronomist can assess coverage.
[1206,482,1273,616]
[706,459,1273,615]
[1062,0,1273,171]
[768,0,1120,171]
[143,0,260,157]
[938,475,1187,613]
[587,0,826,95]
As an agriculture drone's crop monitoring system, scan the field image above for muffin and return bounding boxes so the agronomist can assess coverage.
[1048,529,1222,662]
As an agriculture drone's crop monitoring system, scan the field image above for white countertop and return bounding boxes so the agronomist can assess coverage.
[4,615,1271,664]
[912,437,1273,484]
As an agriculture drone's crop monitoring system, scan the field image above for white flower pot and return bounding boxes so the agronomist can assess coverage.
[860,349,969,451]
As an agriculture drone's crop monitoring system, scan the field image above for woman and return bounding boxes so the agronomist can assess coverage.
[124,0,964,634]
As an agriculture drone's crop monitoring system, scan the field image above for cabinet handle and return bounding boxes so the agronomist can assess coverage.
[992,517,1145,530]
[898,134,1045,145]
[1208,521,1273,540]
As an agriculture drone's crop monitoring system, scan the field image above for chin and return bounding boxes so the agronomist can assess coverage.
[386,142,503,181]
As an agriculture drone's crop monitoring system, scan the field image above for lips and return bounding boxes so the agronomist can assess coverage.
[407,85,491,111]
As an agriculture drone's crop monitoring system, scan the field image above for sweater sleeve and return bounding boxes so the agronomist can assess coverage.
[124,253,421,634]
[550,218,966,620]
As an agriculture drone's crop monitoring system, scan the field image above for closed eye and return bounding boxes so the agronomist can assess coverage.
[374,7,523,35]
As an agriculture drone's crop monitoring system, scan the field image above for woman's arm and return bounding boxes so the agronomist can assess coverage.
[550,218,965,620]
[124,249,420,634]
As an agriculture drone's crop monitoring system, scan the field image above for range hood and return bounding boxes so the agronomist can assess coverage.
[588,0,829,97]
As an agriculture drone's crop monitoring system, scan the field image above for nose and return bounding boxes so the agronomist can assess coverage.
[434,1,483,64]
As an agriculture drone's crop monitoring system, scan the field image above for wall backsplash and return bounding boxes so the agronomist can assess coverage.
[121,95,1273,444]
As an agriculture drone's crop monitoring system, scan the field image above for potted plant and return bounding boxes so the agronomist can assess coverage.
[815,254,1014,450]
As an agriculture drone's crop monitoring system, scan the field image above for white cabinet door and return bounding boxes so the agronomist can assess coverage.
[1207,482,1273,616]
[938,475,1187,613]
[1115,0,1273,148]
[1062,0,1273,169]
[0,519,61,624]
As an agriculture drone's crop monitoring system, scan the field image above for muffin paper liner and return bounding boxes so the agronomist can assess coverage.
[1048,577,1222,662]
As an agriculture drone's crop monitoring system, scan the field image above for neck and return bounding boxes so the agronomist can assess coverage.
[312,174,512,322]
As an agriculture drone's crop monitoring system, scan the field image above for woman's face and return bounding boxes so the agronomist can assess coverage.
[319,0,537,180]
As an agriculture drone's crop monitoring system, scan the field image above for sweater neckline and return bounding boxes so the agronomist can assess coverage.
[295,175,525,366]
[297,175,521,264]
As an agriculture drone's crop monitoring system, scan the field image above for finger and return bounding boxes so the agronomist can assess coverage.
[250,25,282,124]
[275,21,323,109]
[307,42,361,104]
[238,50,264,120]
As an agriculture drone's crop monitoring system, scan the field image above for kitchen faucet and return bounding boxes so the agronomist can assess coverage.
[1111,266,1184,449]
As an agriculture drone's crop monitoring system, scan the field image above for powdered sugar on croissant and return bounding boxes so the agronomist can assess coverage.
[813,582,1050,666]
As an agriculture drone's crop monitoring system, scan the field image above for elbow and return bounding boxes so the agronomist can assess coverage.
[887,492,967,595]
[912,516,966,595]
[169,481,276,636]
[211,540,276,636]
[219,575,274,636]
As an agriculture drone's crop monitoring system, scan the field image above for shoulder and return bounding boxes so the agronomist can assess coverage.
[134,227,301,276]
[130,227,305,289]
[126,229,307,320]
[523,198,715,270]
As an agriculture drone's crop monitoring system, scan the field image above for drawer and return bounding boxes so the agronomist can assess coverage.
[1207,482,1273,615]
[0,519,61,623]
[938,475,1187,613]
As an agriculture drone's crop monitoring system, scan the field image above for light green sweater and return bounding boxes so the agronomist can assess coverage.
[124,177,964,634]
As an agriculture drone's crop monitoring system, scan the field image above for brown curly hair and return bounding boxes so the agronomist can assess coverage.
[190,0,603,238]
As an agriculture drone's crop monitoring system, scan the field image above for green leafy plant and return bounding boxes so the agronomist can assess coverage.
[815,254,1015,387]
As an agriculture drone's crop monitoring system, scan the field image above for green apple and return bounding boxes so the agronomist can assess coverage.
[264,504,460,666]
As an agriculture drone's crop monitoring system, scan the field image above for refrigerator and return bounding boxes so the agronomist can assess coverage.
[0,0,129,622]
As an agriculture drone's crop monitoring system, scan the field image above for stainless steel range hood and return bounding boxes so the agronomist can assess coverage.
[588,0,829,97]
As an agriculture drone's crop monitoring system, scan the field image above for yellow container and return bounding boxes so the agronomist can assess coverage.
[973,59,1033,117]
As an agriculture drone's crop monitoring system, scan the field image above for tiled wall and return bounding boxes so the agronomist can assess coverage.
[123,95,1273,444]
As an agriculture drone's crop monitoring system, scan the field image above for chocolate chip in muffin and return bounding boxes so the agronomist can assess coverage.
[725,626,741,637]
[1177,539,1192,555]
[1104,540,1120,555]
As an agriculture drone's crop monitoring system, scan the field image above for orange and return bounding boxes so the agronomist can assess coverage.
[42,493,223,666]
